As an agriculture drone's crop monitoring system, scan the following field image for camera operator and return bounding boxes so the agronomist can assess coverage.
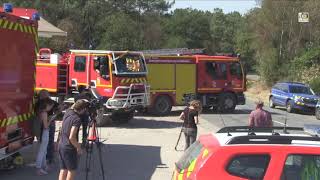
[58,99,88,180]
[74,91,92,146]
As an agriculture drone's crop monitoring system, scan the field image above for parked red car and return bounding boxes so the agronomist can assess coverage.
[173,126,320,180]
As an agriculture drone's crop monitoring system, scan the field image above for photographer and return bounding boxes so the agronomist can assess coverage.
[58,99,88,180]
[74,91,92,145]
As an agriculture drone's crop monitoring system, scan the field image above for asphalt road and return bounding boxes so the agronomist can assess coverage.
[0,99,319,180]
[201,99,320,129]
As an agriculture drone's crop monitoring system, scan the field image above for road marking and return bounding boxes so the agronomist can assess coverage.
[273,120,287,126]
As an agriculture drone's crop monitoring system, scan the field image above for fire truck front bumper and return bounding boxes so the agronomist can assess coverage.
[106,84,150,109]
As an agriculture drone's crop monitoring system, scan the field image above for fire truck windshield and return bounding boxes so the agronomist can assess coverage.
[114,53,147,75]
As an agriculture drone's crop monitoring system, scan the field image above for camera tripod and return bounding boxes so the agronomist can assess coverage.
[85,117,106,180]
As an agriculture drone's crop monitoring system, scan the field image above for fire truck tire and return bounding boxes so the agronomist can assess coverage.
[151,96,172,116]
[202,106,213,112]
[111,111,134,124]
[218,93,236,113]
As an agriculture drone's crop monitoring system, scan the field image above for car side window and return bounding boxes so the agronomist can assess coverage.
[279,84,288,93]
[227,154,270,179]
[281,154,320,180]
[273,84,281,90]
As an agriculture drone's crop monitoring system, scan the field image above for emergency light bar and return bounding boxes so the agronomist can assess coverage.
[304,124,320,136]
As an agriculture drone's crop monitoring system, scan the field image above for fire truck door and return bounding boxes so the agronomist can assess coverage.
[228,62,244,90]
[90,55,111,90]
[70,55,90,88]
[176,64,196,104]
[203,62,228,90]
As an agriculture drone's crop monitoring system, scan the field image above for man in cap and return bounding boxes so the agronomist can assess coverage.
[248,99,273,127]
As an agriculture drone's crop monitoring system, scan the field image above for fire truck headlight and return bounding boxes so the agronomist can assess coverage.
[109,100,125,107]
[3,3,13,13]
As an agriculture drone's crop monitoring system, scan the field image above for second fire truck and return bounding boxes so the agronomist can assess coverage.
[36,49,150,125]
[144,51,246,116]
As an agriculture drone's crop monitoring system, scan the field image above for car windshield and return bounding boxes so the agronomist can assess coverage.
[114,53,147,75]
[289,85,314,95]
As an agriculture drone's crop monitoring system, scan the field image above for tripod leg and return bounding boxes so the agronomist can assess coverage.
[174,127,183,151]
[85,142,93,180]
[96,141,106,180]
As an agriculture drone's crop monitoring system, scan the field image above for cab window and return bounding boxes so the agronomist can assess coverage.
[74,56,86,72]
[227,154,270,179]
[280,84,289,93]
[281,154,320,180]
[230,62,243,79]
[175,141,203,172]
[93,56,110,79]
[205,62,227,80]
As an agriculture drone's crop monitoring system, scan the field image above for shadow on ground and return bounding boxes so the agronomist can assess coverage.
[271,107,315,116]
[109,118,182,129]
[0,144,164,180]
[78,144,164,180]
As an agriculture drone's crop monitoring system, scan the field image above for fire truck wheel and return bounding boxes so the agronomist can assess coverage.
[111,111,134,124]
[151,96,172,116]
[202,106,213,113]
[218,93,236,113]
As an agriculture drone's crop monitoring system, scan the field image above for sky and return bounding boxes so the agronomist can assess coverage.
[169,0,259,14]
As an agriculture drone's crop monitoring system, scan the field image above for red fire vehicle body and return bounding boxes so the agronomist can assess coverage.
[144,54,246,115]
[36,49,150,124]
[0,7,38,162]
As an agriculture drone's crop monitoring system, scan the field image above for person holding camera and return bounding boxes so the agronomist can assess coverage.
[179,100,202,150]
[58,99,88,180]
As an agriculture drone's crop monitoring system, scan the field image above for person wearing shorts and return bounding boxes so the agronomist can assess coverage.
[58,100,88,180]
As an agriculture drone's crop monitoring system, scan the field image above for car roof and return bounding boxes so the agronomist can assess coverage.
[276,82,308,86]
[200,126,320,148]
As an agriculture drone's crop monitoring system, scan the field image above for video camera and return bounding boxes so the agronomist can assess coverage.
[86,97,107,121]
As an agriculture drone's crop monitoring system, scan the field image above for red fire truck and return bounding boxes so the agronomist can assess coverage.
[0,5,38,167]
[144,52,246,115]
[36,49,150,125]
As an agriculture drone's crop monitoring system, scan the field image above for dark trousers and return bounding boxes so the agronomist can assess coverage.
[183,127,197,150]
[46,122,55,163]
[82,121,88,143]
[81,114,89,143]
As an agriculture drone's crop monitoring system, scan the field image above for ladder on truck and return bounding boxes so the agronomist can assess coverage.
[57,63,68,95]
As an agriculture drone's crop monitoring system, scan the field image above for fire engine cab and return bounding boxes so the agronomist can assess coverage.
[144,50,246,115]
[36,49,150,125]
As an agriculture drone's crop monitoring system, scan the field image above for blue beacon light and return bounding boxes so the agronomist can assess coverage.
[32,12,40,21]
[3,3,13,13]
